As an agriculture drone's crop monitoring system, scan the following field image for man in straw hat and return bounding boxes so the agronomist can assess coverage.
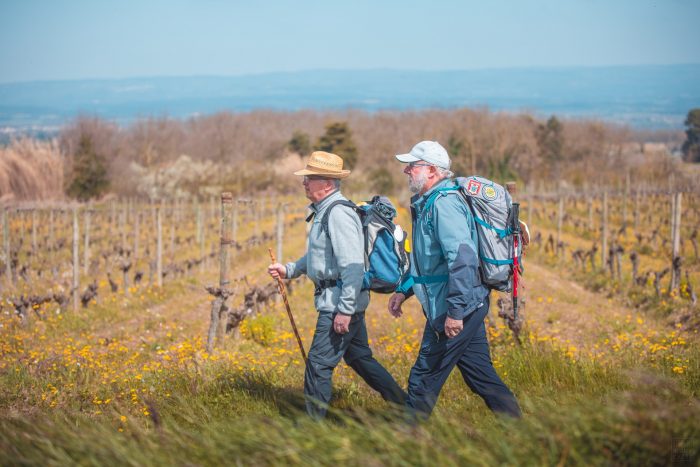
[268,151,406,418]
[389,141,521,419]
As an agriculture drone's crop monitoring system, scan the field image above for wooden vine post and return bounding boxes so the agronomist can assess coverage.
[206,192,234,353]
[83,208,91,276]
[276,202,285,265]
[670,192,682,293]
[156,206,163,288]
[31,209,37,253]
[2,209,11,288]
[556,196,564,257]
[232,200,238,249]
[601,191,608,272]
[72,207,79,312]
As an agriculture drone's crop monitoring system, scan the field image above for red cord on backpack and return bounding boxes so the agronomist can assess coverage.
[512,234,519,321]
[510,203,521,321]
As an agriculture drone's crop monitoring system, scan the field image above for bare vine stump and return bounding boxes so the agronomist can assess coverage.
[630,251,639,284]
[654,269,669,297]
[497,296,524,346]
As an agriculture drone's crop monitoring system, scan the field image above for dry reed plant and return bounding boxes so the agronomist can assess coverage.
[0,138,64,201]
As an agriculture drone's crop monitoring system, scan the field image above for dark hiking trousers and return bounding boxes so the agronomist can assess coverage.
[304,311,407,419]
[406,297,521,418]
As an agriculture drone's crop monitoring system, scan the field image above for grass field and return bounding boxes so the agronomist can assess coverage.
[1,195,699,466]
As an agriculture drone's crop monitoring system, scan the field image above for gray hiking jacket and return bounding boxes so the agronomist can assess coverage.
[285,190,369,314]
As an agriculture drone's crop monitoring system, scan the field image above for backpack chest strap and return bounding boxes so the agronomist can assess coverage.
[474,216,512,239]
[412,274,449,284]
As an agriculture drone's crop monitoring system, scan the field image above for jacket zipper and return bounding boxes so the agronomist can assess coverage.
[412,198,438,335]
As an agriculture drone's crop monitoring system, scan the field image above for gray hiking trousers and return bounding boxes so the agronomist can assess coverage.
[304,311,406,418]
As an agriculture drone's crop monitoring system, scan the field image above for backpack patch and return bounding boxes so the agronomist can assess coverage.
[467,179,482,196]
[483,185,497,201]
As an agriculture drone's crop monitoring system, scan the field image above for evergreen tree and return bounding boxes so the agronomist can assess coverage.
[287,130,311,157]
[536,116,564,177]
[67,134,110,200]
[368,167,395,194]
[486,152,520,183]
[682,108,700,163]
[447,133,471,175]
[314,122,358,169]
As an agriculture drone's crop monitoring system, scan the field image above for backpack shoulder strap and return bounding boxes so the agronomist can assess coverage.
[423,183,461,229]
[320,200,358,237]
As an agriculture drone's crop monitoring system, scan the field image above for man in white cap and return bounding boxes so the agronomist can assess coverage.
[268,151,406,418]
[389,141,521,418]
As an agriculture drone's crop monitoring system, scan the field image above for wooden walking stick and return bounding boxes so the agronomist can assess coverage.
[268,248,307,364]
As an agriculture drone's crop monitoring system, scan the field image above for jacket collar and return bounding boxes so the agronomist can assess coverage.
[410,178,454,210]
[309,189,343,214]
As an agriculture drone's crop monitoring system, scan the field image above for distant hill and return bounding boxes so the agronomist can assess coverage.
[1,64,698,134]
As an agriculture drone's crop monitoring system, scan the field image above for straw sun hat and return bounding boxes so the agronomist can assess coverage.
[293,151,351,179]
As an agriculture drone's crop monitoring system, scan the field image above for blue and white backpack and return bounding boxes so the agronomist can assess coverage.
[320,196,410,293]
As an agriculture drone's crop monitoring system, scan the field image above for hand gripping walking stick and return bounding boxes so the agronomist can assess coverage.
[268,248,307,364]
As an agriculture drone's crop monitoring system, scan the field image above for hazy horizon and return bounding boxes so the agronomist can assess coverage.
[4,62,700,85]
[1,65,698,133]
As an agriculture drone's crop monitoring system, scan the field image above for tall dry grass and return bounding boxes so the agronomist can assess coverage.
[0,138,64,202]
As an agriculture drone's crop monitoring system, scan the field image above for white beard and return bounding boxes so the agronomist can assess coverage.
[408,171,428,194]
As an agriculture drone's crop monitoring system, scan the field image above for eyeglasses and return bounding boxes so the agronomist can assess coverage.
[407,161,432,169]
[303,175,327,182]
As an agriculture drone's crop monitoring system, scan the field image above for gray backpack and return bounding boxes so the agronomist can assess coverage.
[430,176,521,292]
[457,176,521,292]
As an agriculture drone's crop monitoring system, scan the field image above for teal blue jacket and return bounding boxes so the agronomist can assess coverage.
[397,178,489,332]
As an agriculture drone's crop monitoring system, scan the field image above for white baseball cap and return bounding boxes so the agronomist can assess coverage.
[395,141,451,169]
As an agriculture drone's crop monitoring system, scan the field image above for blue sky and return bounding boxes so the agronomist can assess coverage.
[1,0,698,83]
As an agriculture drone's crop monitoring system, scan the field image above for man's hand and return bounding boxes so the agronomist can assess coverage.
[520,221,530,246]
[388,293,406,318]
[267,263,287,280]
[444,316,463,339]
[333,313,351,334]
